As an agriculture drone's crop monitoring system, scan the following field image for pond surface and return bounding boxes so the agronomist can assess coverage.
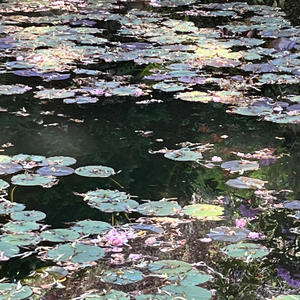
[0,0,299,299]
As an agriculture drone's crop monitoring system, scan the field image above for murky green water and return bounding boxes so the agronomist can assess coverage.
[0,0,299,299]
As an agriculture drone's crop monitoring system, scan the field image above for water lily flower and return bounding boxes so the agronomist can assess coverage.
[235,218,247,228]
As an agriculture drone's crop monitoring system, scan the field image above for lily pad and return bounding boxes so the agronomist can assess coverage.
[43,156,77,167]
[221,160,259,173]
[284,200,300,210]
[0,84,31,96]
[183,204,224,220]
[47,242,105,264]
[161,285,211,300]
[2,221,40,233]
[0,241,20,259]
[0,283,32,299]
[11,174,56,187]
[207,226,250,242]
[41,229,80,242]
[135,295,173,300]
[0,155,12,163]
[101,269,144,285]
[164,148,203,162]
[75,165,115,178]
[37,166,74,176]
[0,233,41,246]
[0,201,25,216]
[71,220,112,235]
[12,154,45,166]
[83,189,139,213]
[0,179,9,190]
[10,210,46,222]
[137,200,181,216]
[0,163,23,175]
[275,296,300,300]
[226,177,267,189]
[221,242,269,260]
[84,290,130,300]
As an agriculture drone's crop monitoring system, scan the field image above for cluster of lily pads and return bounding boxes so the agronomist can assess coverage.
[0,0,299,123]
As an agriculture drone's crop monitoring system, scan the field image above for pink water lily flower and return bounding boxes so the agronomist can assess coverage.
[235,218,247,228]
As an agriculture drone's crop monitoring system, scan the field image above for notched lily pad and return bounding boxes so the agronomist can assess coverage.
[0,201,25,216]
[0,233,41,246]
[46,242,105,264]
[75,165,115,178]
[221,160,259,173]
[226,177,267,189]
[183,204,224,220]
[221,242,269,260]
[0,163,23,175]
[101,269,144,285]
[0,241,20,259]
[164,148,203,162]
[71,220,112,235]
[207,226,250,242]
[10,210,46,222]
[37,166,74,176]
[0,179,9,190]
[43,156,77,167]
[137,200,181,216]
[11,174,57,187]
[0,283,32,299]
[41,229,80,242]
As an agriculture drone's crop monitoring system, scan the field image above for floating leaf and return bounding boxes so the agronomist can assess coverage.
[0,179,9,190]
[221,160,259,173]
[162,285,211,300]
[75,165,115,178]
[11,174,56,187]
[221,243,269,260]
[43,156,77,167]
[226,177,267,189]
[101,269,143,285]
[0,241,20,259]
[0,163,23,175]
[137,200,181,216]
[135,295,173,300]
[83,189,139,213]
[275,296,300,300]
[41,229,79,242]
[10,210,46,222]
[84,290,130,300]
[47,243,105,264]
[0,84,31,95]
[63,96,98,104]
[164,148,203,162]
[0,201,25,216]
[207,226,250,242]
[284,200,300,210]
[0,283,32,299]
[71,220,112,235]
[12,154,45,166]
[183,204,224,220]
[37,166,74,176]
[0,233,41,246]
[2,221,40,233]
[0,155,12,163]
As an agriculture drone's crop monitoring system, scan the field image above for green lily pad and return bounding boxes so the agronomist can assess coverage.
[153,82,186,92]
[35,89,75,99]
[162,285,211,300]
[0,241,20,259]
[101,269,144,285]
[221,160,259,173]
[0,201,25,216]
[183,204,224,220]
[2,221,40,233]
[12,154,45,166]
[275,296,300,300]
[37,166,74,176]
[71,220,112,235]
[83,189,139,213]
[0,283,32,299]
[175,91,211,103]
[47,243,105,264]
[207,226,250,242]
[0,179,9,190]
[43,156,77,167]
[137,200,181,216]
[10,210,46,222]
[41,229,80,242]
[0,156,12,164]
[75,165,115,178]
[11,174,56,187]
[135,295,173,300]
[148,260,211,285]
[226,177,267,189]
[221,243,269,260]
[0,233,41,246]
[84,290,130,300]
[164,148,203,162]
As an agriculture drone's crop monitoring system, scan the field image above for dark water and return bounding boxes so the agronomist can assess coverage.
[0,0,299,298]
